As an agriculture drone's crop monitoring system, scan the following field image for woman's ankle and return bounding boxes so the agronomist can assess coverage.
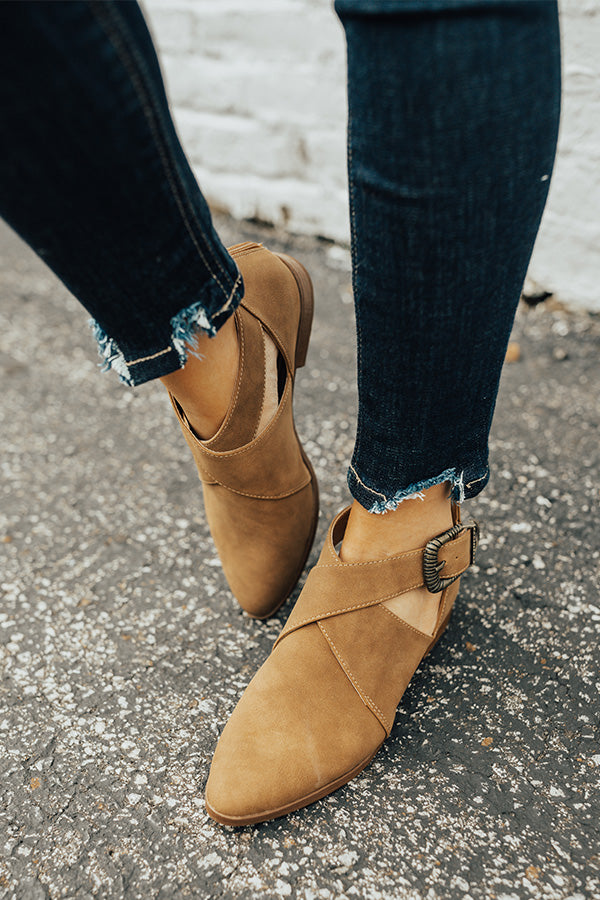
[160,315,239,440]
[340,482,453,563]
[340,483,454,635]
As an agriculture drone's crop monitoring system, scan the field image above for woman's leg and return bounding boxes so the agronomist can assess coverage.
[336,0,561,628]
[0,0,319,617]
[0,0,242,400]
[338,0,561,510]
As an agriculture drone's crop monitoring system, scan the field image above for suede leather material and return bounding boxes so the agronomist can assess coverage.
[172,374,310,499]
[229,243,301,376]
[275,507,475,644]
[318,605,431,735]
[203,480,317,617]
[434,576,460,634]
[205,507,478,823]
[205,622,385,820]
[171,243,318,618]
[207,308,267,450]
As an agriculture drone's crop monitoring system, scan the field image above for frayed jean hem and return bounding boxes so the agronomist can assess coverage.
[347,464,490,514]
[89,273,243,387]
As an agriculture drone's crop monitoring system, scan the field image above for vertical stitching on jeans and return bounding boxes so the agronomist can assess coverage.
[88,1,234,299]
[103,1,234,290]
[215,273,243,316]
[346,71,364,471]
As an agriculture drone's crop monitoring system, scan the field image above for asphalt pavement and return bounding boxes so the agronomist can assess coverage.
[1,216,599,900]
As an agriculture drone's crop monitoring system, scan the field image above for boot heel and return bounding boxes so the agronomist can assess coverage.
[274,252,314,369]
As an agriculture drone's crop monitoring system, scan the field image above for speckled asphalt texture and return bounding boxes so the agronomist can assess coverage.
[1,215,599,900]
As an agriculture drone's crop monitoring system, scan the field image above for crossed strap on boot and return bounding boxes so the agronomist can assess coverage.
[171,243,319,619]
[205,505,479,825]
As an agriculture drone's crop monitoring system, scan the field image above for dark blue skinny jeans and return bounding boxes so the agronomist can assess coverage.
[0,0,561,513]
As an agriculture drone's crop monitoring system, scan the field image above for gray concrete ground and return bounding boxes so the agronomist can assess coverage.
[1,216,599,900]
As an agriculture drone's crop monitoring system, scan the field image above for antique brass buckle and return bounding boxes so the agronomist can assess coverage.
[423,520,479,594]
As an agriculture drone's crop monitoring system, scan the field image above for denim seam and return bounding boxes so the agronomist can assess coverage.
[110,272,242,375]
[215,276,243,317]
[348,463,388,501]
[90,321,135,385]
[346,94,364,471]
[349,465,466,513]
[465,472,487,489]
[90,307,221,384]
[369,470,461,513]
[104,1,235,293]
[126,346,172,366]
[89,2,236,301]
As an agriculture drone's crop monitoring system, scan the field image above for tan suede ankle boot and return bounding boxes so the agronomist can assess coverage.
[171,243,319,619]
[205,505,479,824]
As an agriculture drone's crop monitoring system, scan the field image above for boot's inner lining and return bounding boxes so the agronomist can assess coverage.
[255,329,282,436]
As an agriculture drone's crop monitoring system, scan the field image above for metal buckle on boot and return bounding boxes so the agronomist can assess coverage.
[423,521,479,594]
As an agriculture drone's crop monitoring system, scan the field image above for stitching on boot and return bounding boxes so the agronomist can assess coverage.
[242,308,291,377]
[318,621,391,736]
[276,581,427,643]
[195,378,292,458]
[200,474,312,500]
[378,603,438,640]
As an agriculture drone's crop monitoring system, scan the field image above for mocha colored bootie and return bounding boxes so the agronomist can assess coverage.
[205,506,478,824]
[171,243,319,619]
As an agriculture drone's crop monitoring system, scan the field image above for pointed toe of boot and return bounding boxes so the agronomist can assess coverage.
[205,620,384,825]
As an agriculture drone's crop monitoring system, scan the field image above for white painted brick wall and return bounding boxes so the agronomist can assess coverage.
[144,0,600,310]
